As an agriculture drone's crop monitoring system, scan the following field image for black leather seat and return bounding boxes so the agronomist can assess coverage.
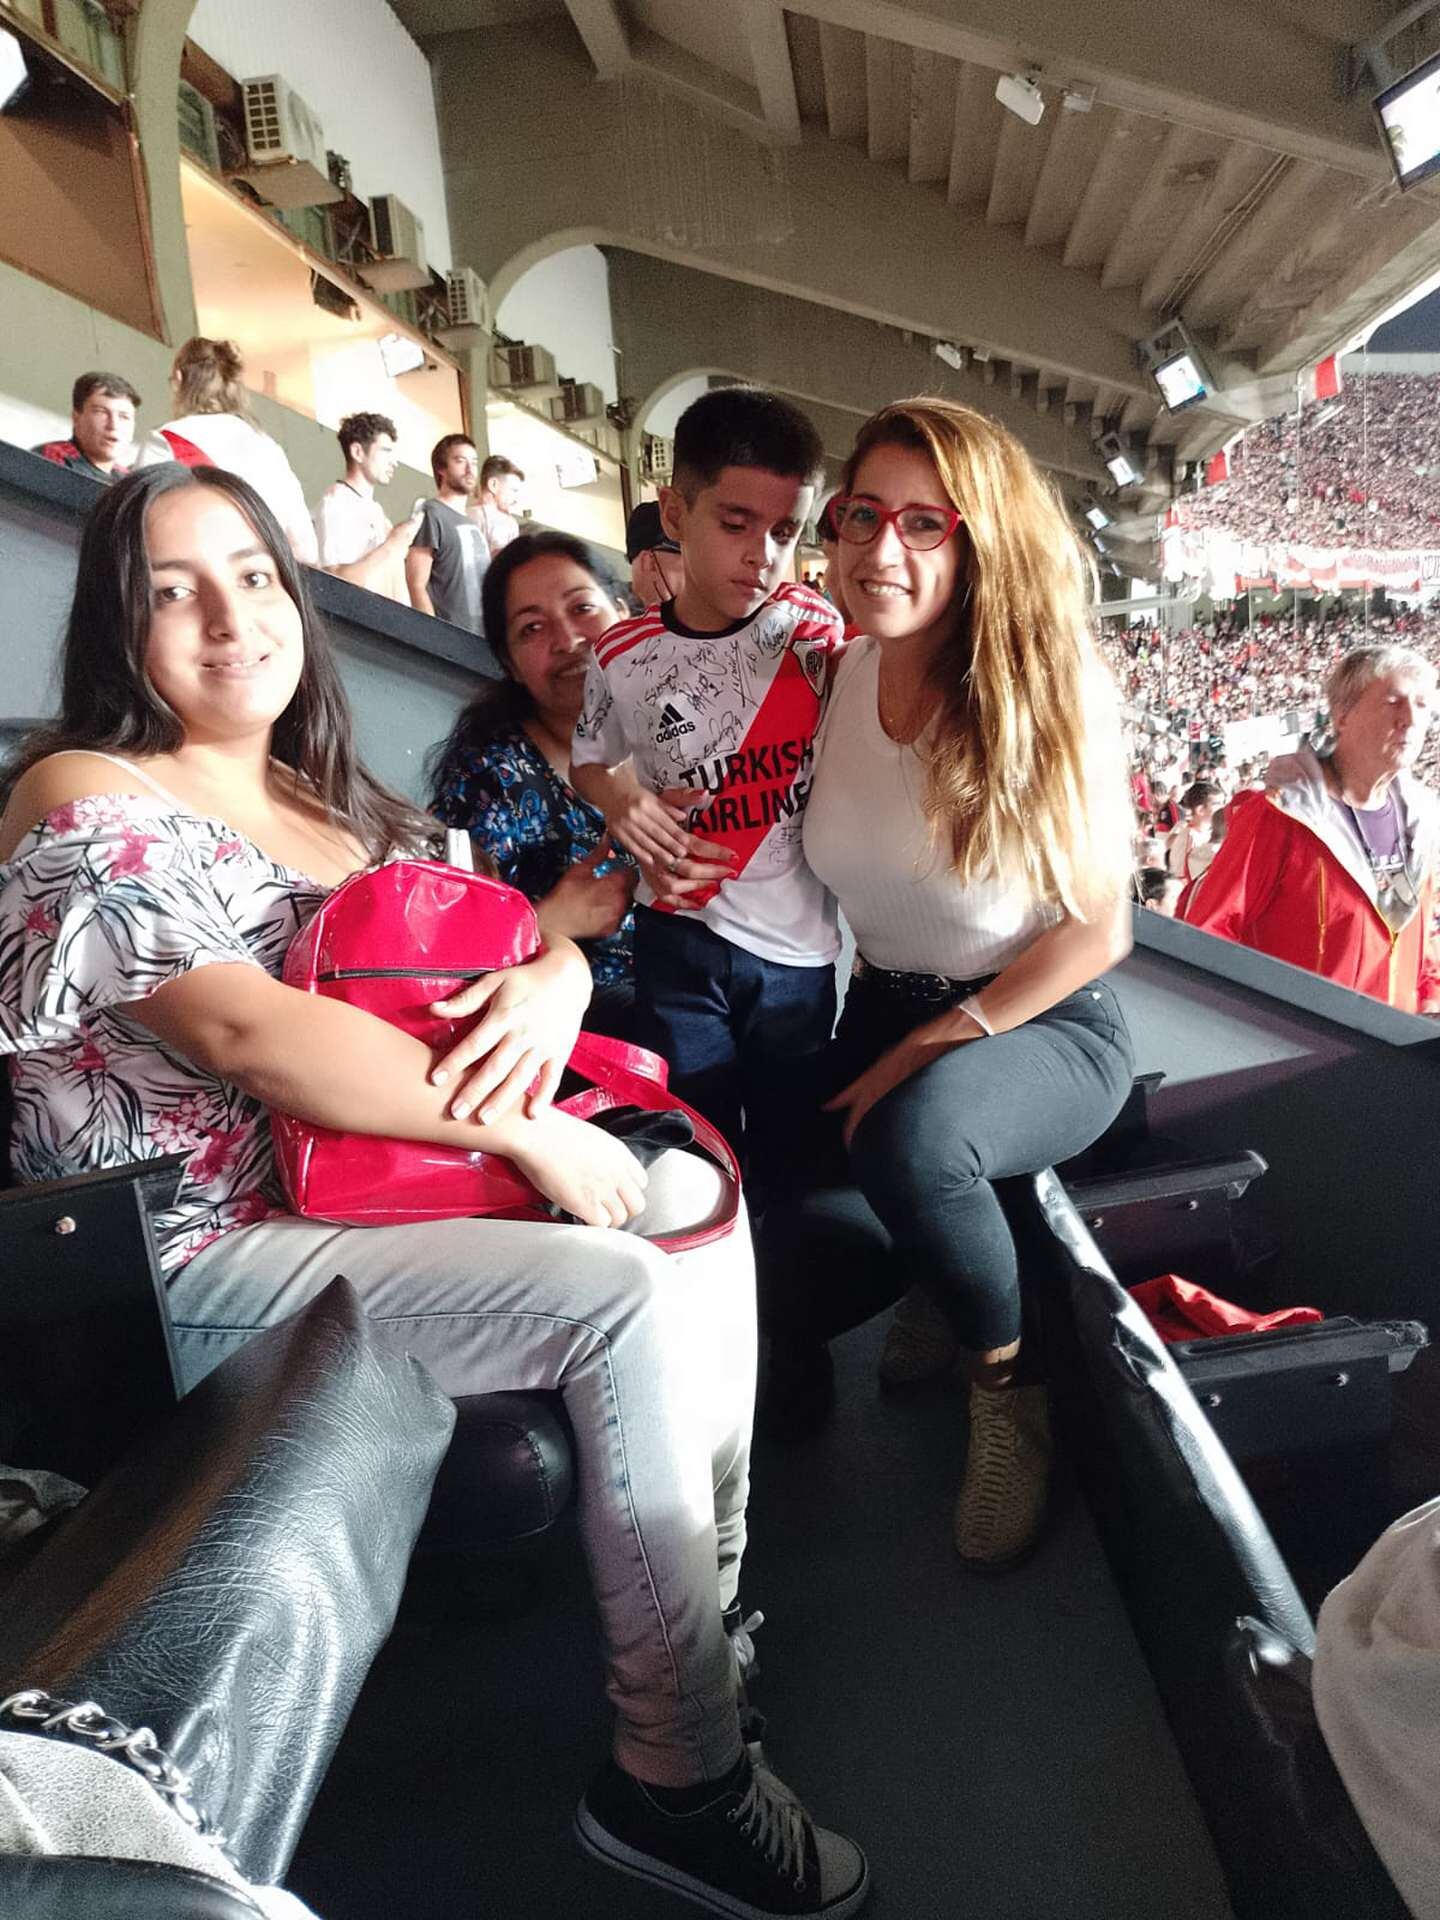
[0,1278,454,1914]
[0,1066,575,1553]
[1015,1168,1407,1920]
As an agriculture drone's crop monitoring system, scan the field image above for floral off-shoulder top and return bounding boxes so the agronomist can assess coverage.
[0,790,328,1272]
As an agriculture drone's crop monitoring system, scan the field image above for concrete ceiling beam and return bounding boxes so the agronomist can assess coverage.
[817,19,866,142]
[560,0,629,79]
[784,0,1389,179]
[447,24,1161,399]
[740,1,802,144]
[907,48,958,184]
[1246,191,1440,374]
[628,29,772,140]
[865,34,911,164]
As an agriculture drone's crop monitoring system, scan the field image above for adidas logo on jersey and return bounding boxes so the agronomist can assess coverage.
[655,699,697,743]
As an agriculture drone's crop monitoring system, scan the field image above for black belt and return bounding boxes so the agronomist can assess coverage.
[851,955,997,1004]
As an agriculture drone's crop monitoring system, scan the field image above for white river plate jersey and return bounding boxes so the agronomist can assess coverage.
[573,582,845,965]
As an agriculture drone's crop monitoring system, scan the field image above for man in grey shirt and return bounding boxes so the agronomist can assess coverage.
[406,433,490,633]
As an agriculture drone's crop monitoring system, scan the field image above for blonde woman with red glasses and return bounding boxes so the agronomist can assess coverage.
[758,397,1136,1569]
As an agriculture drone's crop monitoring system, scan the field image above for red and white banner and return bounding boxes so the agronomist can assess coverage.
[1162,517,1440,596]
[1299,353,1343,405]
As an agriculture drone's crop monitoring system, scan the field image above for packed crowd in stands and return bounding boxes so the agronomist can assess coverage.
[1177,372,1440,548]
[1102,600,1440,798]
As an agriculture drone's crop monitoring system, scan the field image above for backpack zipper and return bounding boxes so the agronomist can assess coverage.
[316,966,492,981]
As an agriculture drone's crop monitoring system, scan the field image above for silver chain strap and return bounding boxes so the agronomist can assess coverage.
[0,1687,232,1860]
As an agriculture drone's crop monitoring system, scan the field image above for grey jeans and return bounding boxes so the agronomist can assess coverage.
[171,1150,753,1788]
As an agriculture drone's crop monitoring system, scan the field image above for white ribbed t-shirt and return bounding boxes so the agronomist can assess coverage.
[803,638,1060,976]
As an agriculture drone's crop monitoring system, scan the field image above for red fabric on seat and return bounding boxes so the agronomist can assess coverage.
[1129,1273,1323,1345]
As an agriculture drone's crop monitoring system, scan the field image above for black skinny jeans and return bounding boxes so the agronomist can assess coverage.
[760,970,1135,1354]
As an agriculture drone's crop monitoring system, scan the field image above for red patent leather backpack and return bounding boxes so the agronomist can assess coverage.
[269,854,739,1252]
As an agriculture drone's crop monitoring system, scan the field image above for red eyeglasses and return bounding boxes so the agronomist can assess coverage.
[829,495,963,551]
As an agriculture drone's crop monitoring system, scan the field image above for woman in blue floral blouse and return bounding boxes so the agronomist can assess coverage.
[429,530,637,1035]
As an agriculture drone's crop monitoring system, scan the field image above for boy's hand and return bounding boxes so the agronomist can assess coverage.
[641,786,734,904]
[604,783,697,867]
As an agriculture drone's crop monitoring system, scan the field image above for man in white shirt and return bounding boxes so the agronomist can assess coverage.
[311,412,419,603]
[472,453,524,557]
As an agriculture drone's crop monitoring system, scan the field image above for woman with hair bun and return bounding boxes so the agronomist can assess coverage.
[146,336,318,564]
[750,397,1137,1568]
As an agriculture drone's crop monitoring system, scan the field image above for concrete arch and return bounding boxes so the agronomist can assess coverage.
[629,365,727,475]
[630,365,866,481]
[490,228,626,320]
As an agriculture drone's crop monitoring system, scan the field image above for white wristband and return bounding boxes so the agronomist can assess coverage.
[959,994,994,1037]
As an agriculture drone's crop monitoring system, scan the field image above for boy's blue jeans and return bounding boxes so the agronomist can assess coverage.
[632,906,837,1189]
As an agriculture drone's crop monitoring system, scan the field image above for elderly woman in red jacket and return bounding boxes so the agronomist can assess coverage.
[1182,644,1440,1015]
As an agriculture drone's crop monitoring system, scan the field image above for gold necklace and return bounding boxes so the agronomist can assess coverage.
[876,662,927,745]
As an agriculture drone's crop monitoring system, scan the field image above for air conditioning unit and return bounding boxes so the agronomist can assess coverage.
[177,80,221,173]
[435,266,492,349]
[490,342,557,390]
[447,267,490,330]
[571,420,623,462]
[236,76,342,209]
[358,195,430,292]
[641,434,674,483]
[549,382,605,425]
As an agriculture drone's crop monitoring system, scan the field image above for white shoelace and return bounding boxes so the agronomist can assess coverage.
[728,1764,809,1888]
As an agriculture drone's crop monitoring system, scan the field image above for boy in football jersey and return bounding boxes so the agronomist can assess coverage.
[571,387,843,1178]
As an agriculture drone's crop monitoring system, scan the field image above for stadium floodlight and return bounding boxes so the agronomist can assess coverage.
[1375,47,1440,191]
[933,340,968,372]
[1085,504,1111,531]
[995,71,1045,126]
[0,28,29,112]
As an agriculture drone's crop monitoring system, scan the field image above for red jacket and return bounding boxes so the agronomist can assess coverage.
[1181,747,1440,1014]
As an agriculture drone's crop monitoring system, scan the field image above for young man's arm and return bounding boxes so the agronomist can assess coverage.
[406,541,436,616]
[330,511,424,598]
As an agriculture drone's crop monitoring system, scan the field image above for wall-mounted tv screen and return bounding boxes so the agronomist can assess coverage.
[1376,49,1440,191]
[1153,348,1209,413]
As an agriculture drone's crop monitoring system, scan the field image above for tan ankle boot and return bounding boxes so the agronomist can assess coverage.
[953,1380,1051,1569]
[877,1283,959,1388]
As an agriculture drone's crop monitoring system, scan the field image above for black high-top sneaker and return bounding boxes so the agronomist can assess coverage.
[576,1750,870,1919]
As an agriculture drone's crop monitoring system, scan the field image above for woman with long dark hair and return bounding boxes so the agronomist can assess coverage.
[429,529,637,1033]
[0,464,868,1920]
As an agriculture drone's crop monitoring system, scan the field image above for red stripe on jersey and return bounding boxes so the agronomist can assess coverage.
[595,612,666,671]
[774,581,845,651]
[663,646,823,912]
